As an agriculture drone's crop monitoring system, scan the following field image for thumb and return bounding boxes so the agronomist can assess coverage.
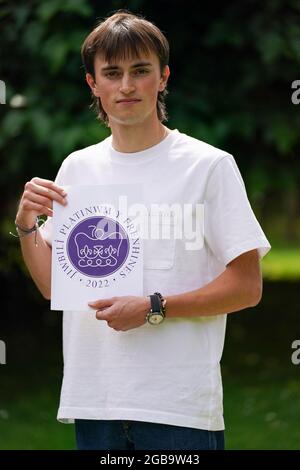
[88,298,115,309]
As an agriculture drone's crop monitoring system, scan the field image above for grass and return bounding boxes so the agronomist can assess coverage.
[0,395,75,450]
[0,346,300,450]
[223,378,300,450]
[0,367,299,450]
[0,258,299,450]
[261,247,300,280]
[0,371,75,450]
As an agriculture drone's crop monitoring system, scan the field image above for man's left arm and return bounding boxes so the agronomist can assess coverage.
[165,248,262,318]
[88,248,262,331]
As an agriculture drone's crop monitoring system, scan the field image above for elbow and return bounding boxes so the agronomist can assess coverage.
[41,290,51,300]
[248,282,263,307]
[40,285,51,300]
[43,287,51,300]
[41,281,51,300]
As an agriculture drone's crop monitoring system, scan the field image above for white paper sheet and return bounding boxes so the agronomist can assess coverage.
[50,184,143,311]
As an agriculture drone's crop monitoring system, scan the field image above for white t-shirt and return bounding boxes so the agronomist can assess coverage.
[40,129,271,430]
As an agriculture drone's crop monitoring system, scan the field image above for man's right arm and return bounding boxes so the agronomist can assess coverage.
[16,177,67,299]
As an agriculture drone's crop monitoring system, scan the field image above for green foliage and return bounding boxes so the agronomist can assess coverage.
[1,2,299,450]
[0,0,109,197]
[0,0,300,268]
[262,247,300,280]
[0,1,299,180]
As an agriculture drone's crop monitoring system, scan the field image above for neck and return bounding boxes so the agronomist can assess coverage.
[110,120,169,153]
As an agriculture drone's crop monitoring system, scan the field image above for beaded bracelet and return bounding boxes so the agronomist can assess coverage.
[154,291,167,315]
[9,217,40,247]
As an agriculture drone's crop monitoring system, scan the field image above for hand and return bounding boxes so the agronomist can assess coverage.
[88,296,151,332]
[16,177,67,228]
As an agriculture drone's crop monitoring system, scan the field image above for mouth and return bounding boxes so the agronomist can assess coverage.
[116,99,141,104]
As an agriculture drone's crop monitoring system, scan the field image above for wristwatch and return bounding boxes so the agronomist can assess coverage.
[146,292,166,325]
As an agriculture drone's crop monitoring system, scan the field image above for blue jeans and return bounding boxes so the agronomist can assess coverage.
[75,419,225,450]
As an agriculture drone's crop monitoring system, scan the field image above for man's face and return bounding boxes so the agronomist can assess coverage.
[86,51,170,127]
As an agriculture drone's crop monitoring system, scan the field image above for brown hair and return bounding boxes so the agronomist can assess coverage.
[81,10,170,126]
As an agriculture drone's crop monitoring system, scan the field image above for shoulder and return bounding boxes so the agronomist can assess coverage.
[62,138,108,168]
[172,130,232,170]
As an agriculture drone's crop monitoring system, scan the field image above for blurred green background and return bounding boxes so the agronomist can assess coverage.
[0,0,300,450]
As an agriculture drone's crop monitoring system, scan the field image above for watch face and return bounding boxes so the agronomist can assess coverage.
[149,313,164,325]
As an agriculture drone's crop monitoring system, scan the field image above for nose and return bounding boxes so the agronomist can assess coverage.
[119,73,136,94]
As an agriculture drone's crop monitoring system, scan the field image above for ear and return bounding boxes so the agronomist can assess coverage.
[86,73,100,97]
[159,65,170,92]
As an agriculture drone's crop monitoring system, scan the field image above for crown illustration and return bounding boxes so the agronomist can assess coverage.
[74,224,124,268]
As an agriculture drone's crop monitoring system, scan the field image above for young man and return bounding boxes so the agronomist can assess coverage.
[15,11,271,450]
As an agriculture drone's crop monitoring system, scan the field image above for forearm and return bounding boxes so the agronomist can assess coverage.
[165,264,261,319]
[15,177,67,300]
[19,229,52,299]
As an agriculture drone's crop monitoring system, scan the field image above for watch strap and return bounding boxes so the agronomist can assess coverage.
[149,293,162,313]
[154,292,166,315]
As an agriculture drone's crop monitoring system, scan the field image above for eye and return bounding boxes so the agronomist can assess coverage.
[105,71,120,78]
[135,69,149,75]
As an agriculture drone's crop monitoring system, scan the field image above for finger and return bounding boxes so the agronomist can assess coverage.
[96,310,106,321]
[31,177,67,197]
[95,306,114,321]
[88,297,116,309]
[25,179,67,205]
[21,199,53,217]
[23,190,67,211]
[107,320,121,331]
[26,183,67,205]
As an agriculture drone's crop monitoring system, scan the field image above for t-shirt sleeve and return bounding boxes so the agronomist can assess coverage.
[204,154,271,266]
[39,160,68,247]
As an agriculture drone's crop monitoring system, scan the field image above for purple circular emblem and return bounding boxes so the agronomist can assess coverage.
[67,216,129,277]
